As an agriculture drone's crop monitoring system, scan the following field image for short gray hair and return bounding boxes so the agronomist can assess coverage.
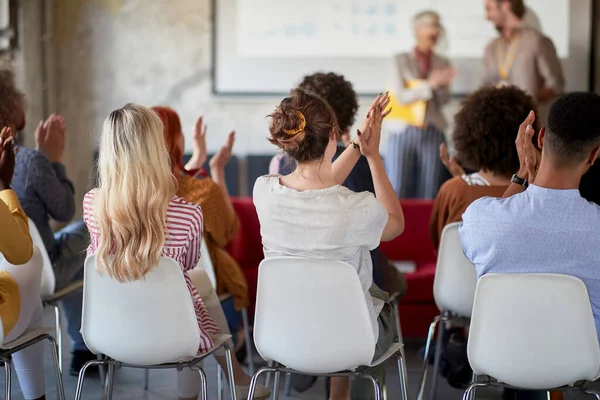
[413,10,440,27]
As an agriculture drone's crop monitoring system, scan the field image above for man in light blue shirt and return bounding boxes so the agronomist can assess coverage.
[460,92,600,338]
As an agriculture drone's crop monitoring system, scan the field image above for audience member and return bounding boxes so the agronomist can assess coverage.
[0,69,91,375]
[460,92,600,400]
[254,89,404,400]
[83,104,268,400]
[430,85,538,250]
[152,106,250,357]
[0,126,47,400]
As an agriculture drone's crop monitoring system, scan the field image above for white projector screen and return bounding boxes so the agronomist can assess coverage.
[213,0,592,96]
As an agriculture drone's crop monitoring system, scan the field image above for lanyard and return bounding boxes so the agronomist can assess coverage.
[497,33,521,80]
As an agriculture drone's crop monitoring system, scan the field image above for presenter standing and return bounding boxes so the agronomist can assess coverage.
[385,10,456,199]
[482,0,564,123]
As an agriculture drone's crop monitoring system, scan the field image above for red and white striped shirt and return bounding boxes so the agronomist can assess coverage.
[83,189,219,352]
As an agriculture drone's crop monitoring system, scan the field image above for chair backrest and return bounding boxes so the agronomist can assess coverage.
[254,257,377,374]
[433,222,477,317]
[194,236,217,288]
[0,247,43,343]
[27,220,55,297]
[82,255,201,365]
[468,273,600,389]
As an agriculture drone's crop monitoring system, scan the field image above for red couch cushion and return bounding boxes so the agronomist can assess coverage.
[402,262,436,303]
[379,200,436,264]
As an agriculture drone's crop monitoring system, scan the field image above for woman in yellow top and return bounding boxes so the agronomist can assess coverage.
[152,107,250,350]
[0,127,48,400]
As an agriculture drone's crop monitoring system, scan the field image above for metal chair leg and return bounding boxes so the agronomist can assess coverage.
[265,360,275,387]
[417,315,440,400]
[462,381,491,400]
[2,356,11,400]
[397,352,409,400]
[190,365,209,400]
[272,369,281,400]
[105,363,115,400]
[224,345,238,400]
[46,335,66,400]
[97,354,106,386]
[582,388,600,400]
[248,366,278,400]
[53,304,63,372]
[430,313,446,400]
[284,373,292,397]
[74,359,106,400]
[143,369,149,390]
[241,308,255,374]
[366,374,382,400]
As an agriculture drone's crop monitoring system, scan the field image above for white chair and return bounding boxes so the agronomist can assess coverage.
[75,255,237,400]
[463,273,600,400]
[0,247,65,400]
[194,236,255,400]
[246,257,409,400]
[28,220,84,372]
[417,222,477,400]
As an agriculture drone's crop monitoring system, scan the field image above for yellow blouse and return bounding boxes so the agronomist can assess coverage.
[0,189,34,336]
[177,175,249,310]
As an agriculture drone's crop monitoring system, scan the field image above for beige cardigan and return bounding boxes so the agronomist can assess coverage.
[392,52,452,131]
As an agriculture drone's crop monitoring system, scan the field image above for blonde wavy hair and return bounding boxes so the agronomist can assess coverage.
[95,104,175,281]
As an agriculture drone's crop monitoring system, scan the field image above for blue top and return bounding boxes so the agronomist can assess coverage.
[459,184,600,338]
[12,147,75,260]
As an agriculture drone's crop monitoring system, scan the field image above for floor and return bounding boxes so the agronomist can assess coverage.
[4,309,600,400]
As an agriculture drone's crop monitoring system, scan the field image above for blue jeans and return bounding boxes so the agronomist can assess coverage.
[51,218,89,352]
[221,296,242,342]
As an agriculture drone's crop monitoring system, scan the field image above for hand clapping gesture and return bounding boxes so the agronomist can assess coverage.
[0,127,16,191]
[354,93,392,159]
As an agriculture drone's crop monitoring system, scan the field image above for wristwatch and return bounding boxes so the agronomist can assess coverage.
[511,174,528,188]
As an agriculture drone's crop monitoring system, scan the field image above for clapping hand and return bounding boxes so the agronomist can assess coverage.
[515,110,541,183]
[0,127,16,191]
[209,130,235,172]
[35,114,66,163]
[440,143,465,177]
[355,93,392,159]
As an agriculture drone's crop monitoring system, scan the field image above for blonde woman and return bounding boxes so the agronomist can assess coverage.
[82,104,269,400]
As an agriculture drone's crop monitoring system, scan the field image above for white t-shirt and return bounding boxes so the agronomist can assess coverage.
[253,175,389,337]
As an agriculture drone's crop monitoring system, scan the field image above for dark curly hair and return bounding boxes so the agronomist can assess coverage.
[452,85,538,177]
[297,72,358,133]
[546,92,600,166]
[0,69,25,130]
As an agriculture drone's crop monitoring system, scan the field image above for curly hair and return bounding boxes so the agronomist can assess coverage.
[0,69,25,129]
[297,72,358,133]
[452,85,538,177]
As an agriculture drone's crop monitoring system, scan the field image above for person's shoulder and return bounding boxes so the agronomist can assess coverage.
[438,176,468,194]
[336,186,381,209]
[253,174,281,194]
[432,52,450,65]
[463,193,512,219]
[15,146,45,168]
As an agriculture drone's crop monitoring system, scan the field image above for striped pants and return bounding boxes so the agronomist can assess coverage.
[384,125,448,199]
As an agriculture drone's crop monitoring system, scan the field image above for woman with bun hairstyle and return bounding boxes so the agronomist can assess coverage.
[254,89,405,400]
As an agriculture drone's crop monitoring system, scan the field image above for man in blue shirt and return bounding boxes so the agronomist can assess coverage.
[460,92,600,399]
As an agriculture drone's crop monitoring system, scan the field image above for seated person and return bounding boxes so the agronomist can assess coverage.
[83,104,268,400]
[152,106,250,353]
[0,127,47,400]
[460,92,600,399]
[0,69,91,375]
[254,89,404,400]
[430,85,538,250]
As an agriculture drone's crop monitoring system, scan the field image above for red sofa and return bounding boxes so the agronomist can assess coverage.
[226,197,438,338]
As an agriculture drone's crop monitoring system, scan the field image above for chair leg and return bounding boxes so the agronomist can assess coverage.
[241,308,255,374]
[1,356,11,400]
[462,381,491,400]
[97,354,106,387]
[582,389,600,400]
[74,360,106,400]
[105,363,115,400]
[224,345,238,400]
[248,366,279,400]
[53,304,63,372]
[46,335,66,400]
[272,369,281,400]
[265,360,275,387]
[143,369,149,390]
[284,373,292,397]
[397,352,409,400]
[430,313,446,400]
[190,365,209,400]
[416,315,440,400]
[366,374,382,400]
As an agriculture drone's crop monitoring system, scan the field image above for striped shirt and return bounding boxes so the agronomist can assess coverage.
[83,189,219,352]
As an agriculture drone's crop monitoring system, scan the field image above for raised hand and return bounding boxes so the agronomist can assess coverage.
[209,130,235,172]
[35,114,66,163]
[186,116,208,170]
[356,93,392,159]
[440,143,465,177]
[0,127,16,191]
[515,110,541,181]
